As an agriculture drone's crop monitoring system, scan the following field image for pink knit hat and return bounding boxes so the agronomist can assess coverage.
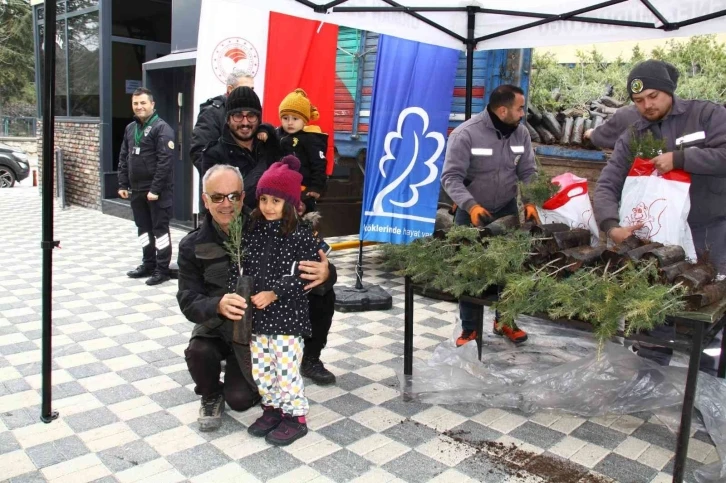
[256,155,303,207]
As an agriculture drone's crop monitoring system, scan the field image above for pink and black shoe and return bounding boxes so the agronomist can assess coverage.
[265,414,308,446]
[247,406,282,437]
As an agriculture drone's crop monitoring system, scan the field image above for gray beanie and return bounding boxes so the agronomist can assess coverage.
[627,60,679,98]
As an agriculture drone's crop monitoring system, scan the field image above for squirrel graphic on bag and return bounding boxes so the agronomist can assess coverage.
[623,199,667,239]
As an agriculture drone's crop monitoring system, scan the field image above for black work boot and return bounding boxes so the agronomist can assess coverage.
[127,264,155,279]
[301,357,336,385]
[198,393,224,432]
[146,269,171,286]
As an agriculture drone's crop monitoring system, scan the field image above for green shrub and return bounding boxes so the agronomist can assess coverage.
[530,35,726,112]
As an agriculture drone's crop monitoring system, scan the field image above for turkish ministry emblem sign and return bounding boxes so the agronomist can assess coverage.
[211,37,261,84]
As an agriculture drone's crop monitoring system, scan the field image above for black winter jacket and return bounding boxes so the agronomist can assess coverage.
[190,94,226,173]
[118,114,175,195]
[176,210,337,340]
[243,218,320,337]
[176,212,236,341]
[200,124,282,209]
[276,127,328,193]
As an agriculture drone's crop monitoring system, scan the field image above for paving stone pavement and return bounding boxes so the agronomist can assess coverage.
[0,187,719,482]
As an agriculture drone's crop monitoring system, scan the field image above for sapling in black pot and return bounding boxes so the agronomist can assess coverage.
[223,208,254,345]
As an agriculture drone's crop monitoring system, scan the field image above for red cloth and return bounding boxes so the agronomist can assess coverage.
[263,12,338,175]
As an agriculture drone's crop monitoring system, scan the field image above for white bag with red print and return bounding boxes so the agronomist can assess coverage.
[536,173,599,246]
[618,157,696,261]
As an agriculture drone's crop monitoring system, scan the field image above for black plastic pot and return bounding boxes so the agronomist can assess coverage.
[233,274,255,344]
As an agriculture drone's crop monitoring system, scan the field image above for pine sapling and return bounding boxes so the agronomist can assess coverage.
[519,157,560,207]
[222,207,247,273]
[629,129,668,163]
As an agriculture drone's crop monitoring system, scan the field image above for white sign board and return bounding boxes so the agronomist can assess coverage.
[125,80,142,94]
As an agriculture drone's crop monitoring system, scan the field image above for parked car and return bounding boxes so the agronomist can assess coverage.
[0,143,31,187]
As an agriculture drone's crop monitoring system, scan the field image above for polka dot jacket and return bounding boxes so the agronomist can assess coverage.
[242,219,320,337]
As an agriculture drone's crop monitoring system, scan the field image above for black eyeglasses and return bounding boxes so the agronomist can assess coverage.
[204,192,242,203]
[231,112,258,122]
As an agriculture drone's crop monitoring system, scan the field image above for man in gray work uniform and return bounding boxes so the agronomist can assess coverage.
[584,61,680,150]
[441,84,538,347]
[595,59,726,364]
[595,59,726,273]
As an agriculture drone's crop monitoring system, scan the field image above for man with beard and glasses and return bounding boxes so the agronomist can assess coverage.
[441,84,538,348]
[191,72,255,173]
[200,87,281,209]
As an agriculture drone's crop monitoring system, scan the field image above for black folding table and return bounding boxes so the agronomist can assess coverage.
[402,276,726,483]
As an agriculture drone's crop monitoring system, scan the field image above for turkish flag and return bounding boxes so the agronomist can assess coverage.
[263,12,338,175]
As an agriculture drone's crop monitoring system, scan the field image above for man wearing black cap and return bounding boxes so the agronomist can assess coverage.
[200,86,281,209]
[584,62,680,150]
[595,60,726,365]
[595,59,726,273]
[191,72,255,173]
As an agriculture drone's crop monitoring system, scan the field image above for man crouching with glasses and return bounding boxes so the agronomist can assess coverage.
[177,164,335,431]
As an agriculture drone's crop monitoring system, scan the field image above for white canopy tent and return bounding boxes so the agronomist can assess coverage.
[261,0,726,116]
[270,0,726,50]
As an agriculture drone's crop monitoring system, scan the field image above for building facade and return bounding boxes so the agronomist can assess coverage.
[33,0,532,234]
[32,0,176,218]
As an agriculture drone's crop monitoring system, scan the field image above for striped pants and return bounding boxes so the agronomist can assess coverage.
[250,334,308,416]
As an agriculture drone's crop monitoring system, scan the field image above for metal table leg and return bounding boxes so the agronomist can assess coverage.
[673,319,703,483]
[403,276,415,401]
[404,276,414,376]
[718,319,726,379]
[475,304,483,360]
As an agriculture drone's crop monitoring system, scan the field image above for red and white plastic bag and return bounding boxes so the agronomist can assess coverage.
[619,157,696,261]
[536,173,600,246]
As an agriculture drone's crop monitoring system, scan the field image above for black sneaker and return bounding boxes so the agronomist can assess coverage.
[127,264,155,279]
[146,270,171,286]
[198,393,224,432]
[300,357,336,385]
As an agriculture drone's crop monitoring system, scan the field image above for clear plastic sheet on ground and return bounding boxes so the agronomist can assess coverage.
[397,313,726,482]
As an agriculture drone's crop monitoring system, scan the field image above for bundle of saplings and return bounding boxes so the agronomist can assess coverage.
[381,218,725,348]
[525,96,624,149]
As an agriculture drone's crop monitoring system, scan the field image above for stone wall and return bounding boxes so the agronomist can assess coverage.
[36,120,101,210]
[0,137,38,156]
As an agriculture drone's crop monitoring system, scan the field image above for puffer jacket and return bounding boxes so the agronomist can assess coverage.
[243,218,320,337]
[276,127,329,193]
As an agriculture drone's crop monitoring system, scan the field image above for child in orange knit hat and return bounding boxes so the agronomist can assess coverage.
[259,88,329,214]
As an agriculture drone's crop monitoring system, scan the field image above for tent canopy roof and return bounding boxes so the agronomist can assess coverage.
[265,0,726,50]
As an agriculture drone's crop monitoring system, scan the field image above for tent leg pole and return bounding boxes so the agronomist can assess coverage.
[41,0,59,424]
[465,6,476,120]
[355,239,364,289]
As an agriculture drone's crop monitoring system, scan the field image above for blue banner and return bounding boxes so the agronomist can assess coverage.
[359,35,459,245]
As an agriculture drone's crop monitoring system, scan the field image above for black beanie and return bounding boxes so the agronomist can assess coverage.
[627,60,678,98]
[226,86,262,118]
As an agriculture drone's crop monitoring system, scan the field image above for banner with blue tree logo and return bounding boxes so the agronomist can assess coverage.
[360,34,459,245]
